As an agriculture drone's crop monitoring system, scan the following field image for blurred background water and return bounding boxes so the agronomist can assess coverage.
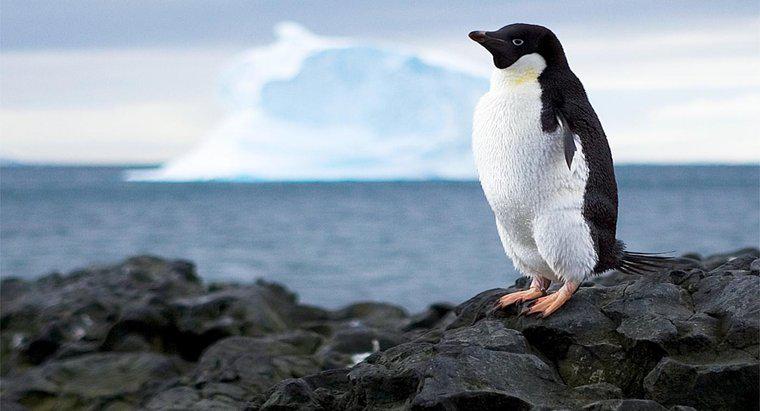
[2,164,757,310]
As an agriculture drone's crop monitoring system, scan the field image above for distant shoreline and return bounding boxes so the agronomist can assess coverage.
[1,163,758,186]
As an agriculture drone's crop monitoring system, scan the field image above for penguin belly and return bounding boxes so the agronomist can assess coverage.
[472,82,598,283]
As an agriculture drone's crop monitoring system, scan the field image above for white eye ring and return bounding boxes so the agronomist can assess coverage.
[512,39,524,46]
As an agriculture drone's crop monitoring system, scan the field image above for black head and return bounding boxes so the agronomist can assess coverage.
[469,23,566,69]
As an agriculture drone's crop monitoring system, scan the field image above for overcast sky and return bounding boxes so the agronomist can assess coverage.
[1,0,758,164]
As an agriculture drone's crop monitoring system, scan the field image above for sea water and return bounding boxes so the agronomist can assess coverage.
[1,165,757,310]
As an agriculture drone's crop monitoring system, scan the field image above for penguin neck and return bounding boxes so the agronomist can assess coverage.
[489,53,548,90]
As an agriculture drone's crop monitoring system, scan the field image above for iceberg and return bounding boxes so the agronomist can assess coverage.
[127,22,488,182]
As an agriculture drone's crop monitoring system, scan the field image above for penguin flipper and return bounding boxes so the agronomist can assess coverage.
[557,113,576,169]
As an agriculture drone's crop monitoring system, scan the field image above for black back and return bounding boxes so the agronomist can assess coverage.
[539,63,621,273]
[521,26,621,273]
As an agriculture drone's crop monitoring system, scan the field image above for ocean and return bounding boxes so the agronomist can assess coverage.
[1,165,758,311]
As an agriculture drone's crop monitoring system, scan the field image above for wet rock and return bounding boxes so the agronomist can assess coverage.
[316,325,406,370]
[582,399,668,410]
[2,352,179,410]
[438,319,529,353]
[331,301,409,330]
[145,387,201,410]
[643,356,759,410]
[702,248,759,271]
[404,302,456,330]
[691,269,759,348]
[750,258,760,275]
[192,333,322,397]
[259,368,350,410]
[1,256,205,369]
[338,319,621,410]
[573,382,623,400]
[3,251,758,410]
[170,286,290,348]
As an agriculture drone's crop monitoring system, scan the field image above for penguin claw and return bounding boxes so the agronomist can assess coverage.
[524,282,580,318]
[495,287,546,311]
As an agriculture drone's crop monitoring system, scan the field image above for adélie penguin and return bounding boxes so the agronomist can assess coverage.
[469,24,670,317]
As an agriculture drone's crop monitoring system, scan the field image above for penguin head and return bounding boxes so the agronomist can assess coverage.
[469,23,566,69]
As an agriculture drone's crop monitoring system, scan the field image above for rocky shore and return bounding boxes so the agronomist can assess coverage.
[1,249,758,410]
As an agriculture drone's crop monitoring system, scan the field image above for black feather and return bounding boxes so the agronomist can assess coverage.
[617,251,673,275]
[557,112,576,169]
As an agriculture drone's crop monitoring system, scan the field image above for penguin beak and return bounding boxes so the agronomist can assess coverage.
[469,31,487,43]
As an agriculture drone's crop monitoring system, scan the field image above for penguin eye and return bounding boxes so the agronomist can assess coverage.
[512,39,524,46]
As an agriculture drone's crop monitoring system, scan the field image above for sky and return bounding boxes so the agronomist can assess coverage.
[1,0,758,165]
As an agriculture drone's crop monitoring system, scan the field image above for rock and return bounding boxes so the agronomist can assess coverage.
[316,325,406,369]
[331,302,409,330]
[643,356,759,410]
[262,247,759,409]
[582,399,668,410]
[702,248,759,271]
[750,258,760,275]
[259,368,350,410]
[4,252,759,410]
[438,319,529,353]
[335,319,631,410]
[192,333,322,397]
[1,256,205,369]
[403,302,456,330]
[2,352,179,410]
[168,285,291,352]
[691,269,759,348]
[680,252,702,261]
[573,382,623,400]
[145,387,201,410]
[147,332,326,410]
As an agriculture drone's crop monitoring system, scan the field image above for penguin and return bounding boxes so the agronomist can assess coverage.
[469,23,669,317]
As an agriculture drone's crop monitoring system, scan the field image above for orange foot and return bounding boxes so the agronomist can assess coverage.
[525,281,579,318]
[495,277,550,309]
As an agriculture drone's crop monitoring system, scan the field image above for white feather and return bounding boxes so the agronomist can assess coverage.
[472,53,597,284]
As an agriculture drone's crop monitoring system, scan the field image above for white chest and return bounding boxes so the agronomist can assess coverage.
[471,66,589,236]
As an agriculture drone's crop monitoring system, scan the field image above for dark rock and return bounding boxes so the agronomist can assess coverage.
[588,270,642,287]
[691,270,759,348]
[643,356,759,410]
[192,333,322,397]
[1,256,205,370]
[145,387,201,410]
[259,368,350,410]
[710,253,757,272]
[264,248,758,409]
[323,327,389,354]
[404,302,455,330]
[168,285,291,351]
[438,319,529,353]
[316,325,406,370]
[582,399,668,410]
[573,382,623,400]
[680,252,702,261]
[2,352,179,410]
[750,258,760,275]
[331,301,408,330]
[4,253,759,410]
[702,248,759,271]
[339,319,619,410]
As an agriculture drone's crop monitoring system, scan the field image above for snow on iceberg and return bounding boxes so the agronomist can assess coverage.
[127,22,488,182]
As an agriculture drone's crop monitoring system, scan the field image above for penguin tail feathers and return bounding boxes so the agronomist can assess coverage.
[616,249,674,275]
